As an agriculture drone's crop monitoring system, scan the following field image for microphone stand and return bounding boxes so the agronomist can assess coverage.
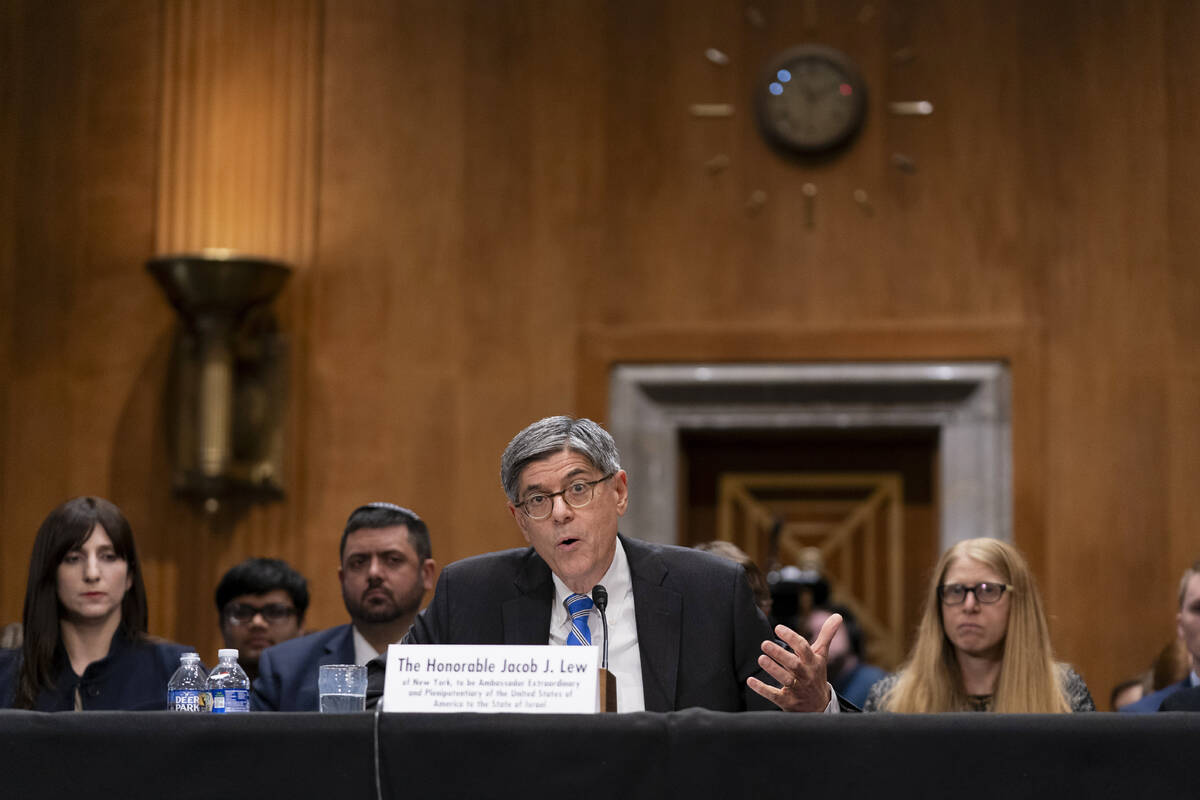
[591,584,616,712]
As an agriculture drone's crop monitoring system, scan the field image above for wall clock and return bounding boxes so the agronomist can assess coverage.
[689,3,935,222]
[754,44,868,157]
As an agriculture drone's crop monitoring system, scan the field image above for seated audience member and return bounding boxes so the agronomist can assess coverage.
[0,497,194,710]
[805,605,886,709]
[215,557,309,682]
[1121,559,1200,712]
[252,503,435,711]
[1159,684,1200,711]
[1151,638,1190,691]
[694,541,773,618]
[1109,675,1149,711]
[371,415,843,713]
[864,537,1094,712]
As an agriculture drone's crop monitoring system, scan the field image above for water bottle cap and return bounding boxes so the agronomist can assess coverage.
[181,652,200,661]
[218,648,239,659]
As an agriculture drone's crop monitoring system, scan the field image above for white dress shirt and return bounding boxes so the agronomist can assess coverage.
[546,538,838,713]
[548,537,645,712]
[352,626,383,666]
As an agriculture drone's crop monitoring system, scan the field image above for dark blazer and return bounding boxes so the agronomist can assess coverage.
[1119,679,1191,713]
[252,623,356,711]
[386,535,776,712]
[0,630,192,711]
[1159,684,1200,711]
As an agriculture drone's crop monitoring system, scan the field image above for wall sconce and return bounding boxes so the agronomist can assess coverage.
[147,250,292,513]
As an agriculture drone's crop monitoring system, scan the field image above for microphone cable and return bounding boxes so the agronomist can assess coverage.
[372,692,384,800]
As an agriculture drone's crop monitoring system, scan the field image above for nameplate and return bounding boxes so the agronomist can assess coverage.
[381,644,601,713]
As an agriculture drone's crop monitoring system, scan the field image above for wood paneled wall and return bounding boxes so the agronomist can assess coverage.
[2,0,1198,702]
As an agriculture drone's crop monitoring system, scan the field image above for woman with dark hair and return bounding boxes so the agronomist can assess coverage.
[0,496,194,710]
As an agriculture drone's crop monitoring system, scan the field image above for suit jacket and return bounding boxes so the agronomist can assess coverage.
[251,623,356,711]
[383,535,776,712]
[1119,678,1190,713]
[0,631,192,711]
[1159,684,1200,711]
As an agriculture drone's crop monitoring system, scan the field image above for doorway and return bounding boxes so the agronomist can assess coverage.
[607,360,1012,664]
[681,427,938,664]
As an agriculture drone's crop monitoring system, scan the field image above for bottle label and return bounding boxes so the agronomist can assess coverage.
[168,689,203,712]
[208,688,250,713]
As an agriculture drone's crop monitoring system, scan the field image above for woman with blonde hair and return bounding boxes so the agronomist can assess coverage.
[864,537,1093,712]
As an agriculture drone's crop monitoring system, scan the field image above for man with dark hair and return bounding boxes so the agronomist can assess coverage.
[1123,559,1200,712]
[252,504,435,711]
[369,415,842,713]
[215,558,309,681]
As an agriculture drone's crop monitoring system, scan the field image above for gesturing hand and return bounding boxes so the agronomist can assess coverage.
[747,613,842,712]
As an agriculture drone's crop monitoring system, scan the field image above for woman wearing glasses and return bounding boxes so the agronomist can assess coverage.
[0,497,195,710]
[864,537,1094,712]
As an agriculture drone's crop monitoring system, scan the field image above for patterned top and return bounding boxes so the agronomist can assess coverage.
[863,663,1095,712]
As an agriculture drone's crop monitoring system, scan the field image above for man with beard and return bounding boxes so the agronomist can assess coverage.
[251,503,435,711]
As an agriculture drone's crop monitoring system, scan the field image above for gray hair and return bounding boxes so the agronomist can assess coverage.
[501,416,621,502]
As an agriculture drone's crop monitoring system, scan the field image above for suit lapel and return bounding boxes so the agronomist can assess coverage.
[624,536,681,712]
[327,624,355,664]
[503,551,554,644]
[299,626,356,711]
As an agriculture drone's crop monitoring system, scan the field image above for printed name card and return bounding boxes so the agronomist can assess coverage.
[381,644,601,713]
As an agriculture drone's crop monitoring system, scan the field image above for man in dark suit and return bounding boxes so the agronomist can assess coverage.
[370,415,840,713]
[1121,559,1200,713]
[252,504,436,711]
[1159,684,1200,711]
[252,623,356,712]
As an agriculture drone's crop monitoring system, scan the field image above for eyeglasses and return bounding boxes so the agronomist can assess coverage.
[514,473,615,520]
[938,582,1012,605]
[224,603,297,626]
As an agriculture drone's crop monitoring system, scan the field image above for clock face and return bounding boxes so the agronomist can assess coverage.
[755,44,868,156]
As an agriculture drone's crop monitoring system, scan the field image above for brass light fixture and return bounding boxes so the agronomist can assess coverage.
[147,250,291,513]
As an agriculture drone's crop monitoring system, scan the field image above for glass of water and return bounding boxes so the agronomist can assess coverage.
[318,664,367,712]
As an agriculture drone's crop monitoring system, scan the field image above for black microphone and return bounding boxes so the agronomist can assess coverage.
[591,584,609,670]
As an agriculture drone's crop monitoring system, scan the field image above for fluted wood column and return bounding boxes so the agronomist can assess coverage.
[156,0,321,264]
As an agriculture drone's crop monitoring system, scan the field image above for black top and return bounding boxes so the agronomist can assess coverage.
[0,629,194,710]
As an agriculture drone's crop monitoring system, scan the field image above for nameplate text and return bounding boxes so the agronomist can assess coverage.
[381,644,601,713]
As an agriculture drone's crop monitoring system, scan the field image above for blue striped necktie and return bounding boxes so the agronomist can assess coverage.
[565,593,594,646]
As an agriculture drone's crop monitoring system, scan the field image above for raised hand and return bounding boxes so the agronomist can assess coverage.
[747,613,842,712]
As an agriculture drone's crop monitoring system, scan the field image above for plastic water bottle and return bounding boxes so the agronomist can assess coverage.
[205,648,251,713]
[167,652,207,712]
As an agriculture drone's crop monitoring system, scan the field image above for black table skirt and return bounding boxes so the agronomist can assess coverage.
[2,709,1196,799]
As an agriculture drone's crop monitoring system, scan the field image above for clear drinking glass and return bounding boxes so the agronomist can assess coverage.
[318,664,367,712]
